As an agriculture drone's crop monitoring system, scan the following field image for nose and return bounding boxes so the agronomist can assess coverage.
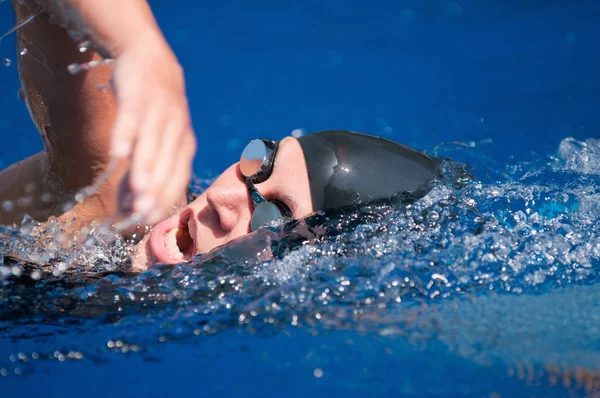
[205,166,252,234]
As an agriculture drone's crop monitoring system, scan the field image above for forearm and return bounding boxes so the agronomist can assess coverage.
[36,0,166,56]
[11,0,130,224]
[12,0,191,228]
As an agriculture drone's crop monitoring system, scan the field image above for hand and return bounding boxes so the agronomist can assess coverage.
[109,34,197,225]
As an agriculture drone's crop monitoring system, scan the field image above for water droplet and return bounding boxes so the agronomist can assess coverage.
[20,48,27,56]
[3,58,11,67]
[291,128,305,138]
[2,201,14,212]
[78,40,91,53]
[11,266,21,277]
[67,63,83,75]
[67,64,83,75]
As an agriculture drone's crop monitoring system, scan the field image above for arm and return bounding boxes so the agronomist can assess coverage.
[38,0,165,58]
[40,0,197,225]
[0,0,195,227]
[0,0,123,227]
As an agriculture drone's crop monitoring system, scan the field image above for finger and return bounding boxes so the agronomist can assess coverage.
[130,104,168,197]
[147,132,196,225]
[148,132,195,225]
[111,109,138,158]
[110,91,144,159]
[116,171,135,215]
[149,118,194,195]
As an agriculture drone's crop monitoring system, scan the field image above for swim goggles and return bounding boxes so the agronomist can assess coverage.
[240,139,293,231]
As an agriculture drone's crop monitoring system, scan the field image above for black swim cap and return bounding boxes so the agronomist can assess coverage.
[297,130,440,211]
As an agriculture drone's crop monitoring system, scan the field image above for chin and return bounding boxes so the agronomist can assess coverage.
[131,234,154,272]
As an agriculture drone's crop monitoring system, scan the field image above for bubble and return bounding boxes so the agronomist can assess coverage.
[20,48,27,56]
[314,368,324,378]
[3,58,10,67]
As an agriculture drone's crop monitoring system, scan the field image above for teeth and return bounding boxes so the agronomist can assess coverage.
[187,218,197,249]
[165,228,184,260]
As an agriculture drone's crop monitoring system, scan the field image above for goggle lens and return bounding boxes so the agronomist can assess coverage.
[251,201,286,232]
[240,139,270,178]
[240,138,292,231]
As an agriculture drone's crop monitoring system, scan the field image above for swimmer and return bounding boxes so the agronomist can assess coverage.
[0,2,443,272]
[133,131,440,269]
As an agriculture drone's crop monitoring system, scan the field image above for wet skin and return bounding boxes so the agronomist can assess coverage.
[0,1,194,229]
[132,137,313,270]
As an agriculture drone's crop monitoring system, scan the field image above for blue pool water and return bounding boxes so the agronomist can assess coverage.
[1,1,600,397]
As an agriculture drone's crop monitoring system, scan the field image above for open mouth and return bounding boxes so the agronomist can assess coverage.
[149,210,197,264]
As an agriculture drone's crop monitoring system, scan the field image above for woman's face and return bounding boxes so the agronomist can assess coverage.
[133,137,313,269]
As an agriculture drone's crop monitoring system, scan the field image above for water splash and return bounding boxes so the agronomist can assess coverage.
[78,40,91,53]
[67,58,114,75]
[0,137,599,394]
[0,7,40,44]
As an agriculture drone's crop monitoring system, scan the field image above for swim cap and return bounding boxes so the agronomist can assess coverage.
[297,130,440,211]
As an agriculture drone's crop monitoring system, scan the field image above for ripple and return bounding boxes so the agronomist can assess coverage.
[0,138,599,394]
